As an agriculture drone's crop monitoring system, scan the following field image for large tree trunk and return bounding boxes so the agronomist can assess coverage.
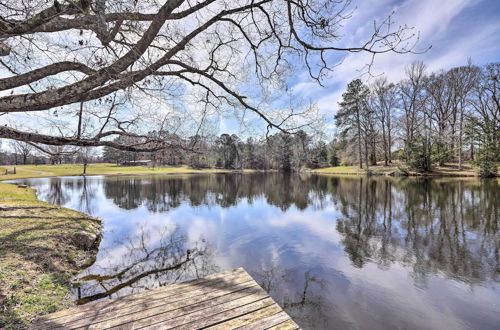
[382,125,388,166]
[438,123,446,166]
[458,110,464,170]
[387,116,392,164]
[364,132,369,169]
[356,107,363,169]
[370,133,377,166]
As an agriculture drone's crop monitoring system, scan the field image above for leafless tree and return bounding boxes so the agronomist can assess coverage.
[0,0,418,153]
[398,61,427,143]
[77,147,97,174]
[370,77,397,165]
[9,140,33,164]
[446,63,480,169]
[468,63,500,158]
[425,70,458,165]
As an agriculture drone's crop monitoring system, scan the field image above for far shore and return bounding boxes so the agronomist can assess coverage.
[0,162,496,182]
[309,163,487,177]
[0,164,260,181]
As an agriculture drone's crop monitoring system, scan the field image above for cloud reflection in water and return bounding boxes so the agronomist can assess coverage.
[21,174,500,330]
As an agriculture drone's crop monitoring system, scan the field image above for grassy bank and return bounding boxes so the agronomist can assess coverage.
[311,163,481,177]
[0,163,490,181]
[0,164,254,181]
[0,183,101,329]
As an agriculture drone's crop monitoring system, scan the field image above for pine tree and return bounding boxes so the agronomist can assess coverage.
[329,148,340,167]
[278,133,292,172]
[336,79,370,168]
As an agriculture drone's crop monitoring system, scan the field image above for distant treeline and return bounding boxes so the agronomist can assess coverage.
[2,61,498,176]
[103,132,330,171]
[0,141,99,166]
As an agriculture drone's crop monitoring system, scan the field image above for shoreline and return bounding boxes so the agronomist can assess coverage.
[3,170,486,181]
[306,170,486,177]
[1,170,250,181]
[0,164,265,182]
[0,183,101,329]
[0,163,492,181]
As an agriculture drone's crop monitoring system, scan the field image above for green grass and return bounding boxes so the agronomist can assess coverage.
[0,182,101,329]
[0,183,37,201]
[0,164,254,181]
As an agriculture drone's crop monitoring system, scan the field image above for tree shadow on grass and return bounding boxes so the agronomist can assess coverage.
[0,203,100,329]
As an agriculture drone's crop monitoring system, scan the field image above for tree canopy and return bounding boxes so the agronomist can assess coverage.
[0,0,416,153]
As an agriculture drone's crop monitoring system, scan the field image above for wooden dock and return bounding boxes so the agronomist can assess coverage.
[32,268,300,329]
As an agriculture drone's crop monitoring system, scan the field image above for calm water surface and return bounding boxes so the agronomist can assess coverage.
[15,174,500,329]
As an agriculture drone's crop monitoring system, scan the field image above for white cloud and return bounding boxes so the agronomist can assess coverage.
[292,0,499,122]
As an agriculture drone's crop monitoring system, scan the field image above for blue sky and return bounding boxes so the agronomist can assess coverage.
[1,0,498,147]
[224,0,500,136]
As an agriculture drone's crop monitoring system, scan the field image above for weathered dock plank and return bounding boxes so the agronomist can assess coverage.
[32,268,300,329]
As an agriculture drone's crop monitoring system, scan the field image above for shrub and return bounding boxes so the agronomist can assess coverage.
[475,146,498,178]
[404,137,432,172]
[395,165,410,176]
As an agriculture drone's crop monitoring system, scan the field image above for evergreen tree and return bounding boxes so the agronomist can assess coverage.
[242,137,257,169]
[336,79,370,168]
[329,148,340,167]
[215,134,241,169]
[103,146,121,164]
[404,136,432,172]
[278,133,292,172]
[476,143,498,177]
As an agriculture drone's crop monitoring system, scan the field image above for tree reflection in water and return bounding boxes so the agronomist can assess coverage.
[44,179,70,206]
[335,177,499,285]
[17,174,499,329]
[100,174,498,286]
[103,173,318,212]
[74,224,217,305]
[76,176,97,215]
[252,265,329,329]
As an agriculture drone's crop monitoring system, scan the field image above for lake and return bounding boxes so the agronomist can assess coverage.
[14,174,499,329]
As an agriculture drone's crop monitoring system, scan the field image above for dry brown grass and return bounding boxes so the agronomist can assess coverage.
[312,162,482,177]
